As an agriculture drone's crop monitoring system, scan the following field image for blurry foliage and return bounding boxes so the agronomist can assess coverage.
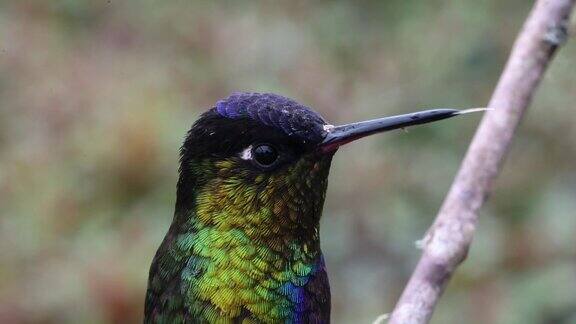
[1,1,575,323]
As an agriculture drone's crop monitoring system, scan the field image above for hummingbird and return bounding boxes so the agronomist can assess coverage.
[145,92,481,323]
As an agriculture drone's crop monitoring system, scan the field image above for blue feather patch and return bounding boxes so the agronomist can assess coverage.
[215,92,328,143]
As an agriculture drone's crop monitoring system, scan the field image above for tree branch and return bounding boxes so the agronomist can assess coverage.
[388,1,575,323]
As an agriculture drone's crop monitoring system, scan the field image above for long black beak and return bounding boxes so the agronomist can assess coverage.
[319,108,485,153]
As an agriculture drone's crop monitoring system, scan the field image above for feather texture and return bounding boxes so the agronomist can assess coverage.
[145,93,333,323]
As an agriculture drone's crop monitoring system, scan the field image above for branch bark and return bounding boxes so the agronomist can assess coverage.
[388,1,575,323]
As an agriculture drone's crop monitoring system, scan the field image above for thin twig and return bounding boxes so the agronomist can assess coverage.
[388,0,575,323]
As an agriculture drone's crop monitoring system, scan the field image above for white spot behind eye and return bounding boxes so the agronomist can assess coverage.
[240,145,253,160]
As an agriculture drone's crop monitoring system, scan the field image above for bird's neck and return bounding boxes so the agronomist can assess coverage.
[167,156,332,319]
[176,155,333,255]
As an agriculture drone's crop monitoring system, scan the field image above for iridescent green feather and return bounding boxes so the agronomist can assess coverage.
[145,154,332,323]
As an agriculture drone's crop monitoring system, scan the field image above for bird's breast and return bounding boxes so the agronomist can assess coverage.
[179,226,330,322]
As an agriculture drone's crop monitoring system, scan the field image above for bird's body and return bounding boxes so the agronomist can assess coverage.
[146,93,334,323]
[145,92,475,323]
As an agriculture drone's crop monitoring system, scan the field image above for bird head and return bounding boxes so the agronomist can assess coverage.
[176,92,477,246]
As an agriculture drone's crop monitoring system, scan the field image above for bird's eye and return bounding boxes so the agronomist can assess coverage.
[252,144,279,168]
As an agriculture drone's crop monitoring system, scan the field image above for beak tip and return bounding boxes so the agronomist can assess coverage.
[456,107,491,115]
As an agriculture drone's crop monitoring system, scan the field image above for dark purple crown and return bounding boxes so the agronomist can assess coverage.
[215,92,328,143]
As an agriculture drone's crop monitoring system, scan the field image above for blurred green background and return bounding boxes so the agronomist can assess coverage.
[1,1,575,323]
